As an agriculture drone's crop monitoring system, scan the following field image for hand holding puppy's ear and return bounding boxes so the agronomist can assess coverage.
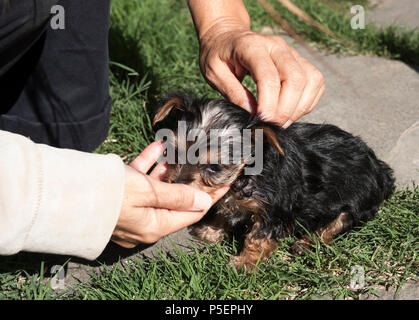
[198,26,325,127]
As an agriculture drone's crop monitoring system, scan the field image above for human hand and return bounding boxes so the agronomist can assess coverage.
[112,141,229,248]
[199,24,325,127]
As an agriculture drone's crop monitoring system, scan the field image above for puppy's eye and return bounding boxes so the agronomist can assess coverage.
[207,164,222,173]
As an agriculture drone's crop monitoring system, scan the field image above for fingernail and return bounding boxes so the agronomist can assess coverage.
[193,191,213,211]
[242,101,252,113]
[157,140,167,150]
[282,120,293,129]
[154,141,167,154]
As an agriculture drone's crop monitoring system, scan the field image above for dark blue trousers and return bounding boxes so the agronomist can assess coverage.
[0,0,111,152]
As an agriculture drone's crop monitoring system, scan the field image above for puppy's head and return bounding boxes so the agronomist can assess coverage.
[153,93,284,198]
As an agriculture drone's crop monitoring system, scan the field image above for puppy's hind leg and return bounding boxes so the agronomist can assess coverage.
[291,212,352,255]
[230,219,278,272]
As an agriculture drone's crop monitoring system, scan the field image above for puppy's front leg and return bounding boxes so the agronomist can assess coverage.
[230,219,277,272]
[189,213,227,244]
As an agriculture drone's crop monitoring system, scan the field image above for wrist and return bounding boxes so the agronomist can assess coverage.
[199,17,251,44]
[198,15,251,42]
[187,0,251,40]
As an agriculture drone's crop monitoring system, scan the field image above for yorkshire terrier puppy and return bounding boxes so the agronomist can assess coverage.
[153,93,395,271]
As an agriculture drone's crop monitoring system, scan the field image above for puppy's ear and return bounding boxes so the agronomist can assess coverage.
[251,125,285,156]
[153,97,185,126]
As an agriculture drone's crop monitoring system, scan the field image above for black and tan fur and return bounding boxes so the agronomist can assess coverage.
[153,93,395,272]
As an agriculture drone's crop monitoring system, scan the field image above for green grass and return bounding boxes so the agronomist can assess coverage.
[0,0,418,300]
[246,0,419,65]
[1,188,417,300]
[94,65,154,162]
[62,188,419,300]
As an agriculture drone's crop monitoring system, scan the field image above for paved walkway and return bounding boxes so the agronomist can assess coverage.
[368,0,419,29]
[299,50,419,188]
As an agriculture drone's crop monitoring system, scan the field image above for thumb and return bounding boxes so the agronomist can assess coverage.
[155,186,230,236]
[142,176,217,211]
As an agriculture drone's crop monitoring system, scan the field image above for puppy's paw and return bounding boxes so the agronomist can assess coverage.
[190,225,225,243]
[228,255,257,273]
[290,239,313,256]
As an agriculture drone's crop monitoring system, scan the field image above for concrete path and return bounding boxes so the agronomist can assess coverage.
[368,0,419,29]
[298,50,419,188]
[361,281,419,300]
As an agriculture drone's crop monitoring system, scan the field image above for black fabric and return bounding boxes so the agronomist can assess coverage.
[0,0,111,152]
[0,0,57,77]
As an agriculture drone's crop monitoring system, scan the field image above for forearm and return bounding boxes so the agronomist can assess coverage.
[0,130,125,260]
[187,0,251,39]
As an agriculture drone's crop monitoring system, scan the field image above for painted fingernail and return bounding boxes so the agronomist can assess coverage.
[193,191,213,211]
[283,120,293,129]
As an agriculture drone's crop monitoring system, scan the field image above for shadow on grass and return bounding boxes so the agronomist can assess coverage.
[0,241,157,280]
[108,22,161,112]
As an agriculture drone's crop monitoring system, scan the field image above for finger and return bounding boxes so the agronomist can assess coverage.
[116,186,230,244]
[286,85,325,128]
[140,176,215,211]
[272,50,307,126]
[307,84,325,113]
[207,185,230,203]
[208,61,257,113]
[130,141,166,173]
[149,161,168,180]
[156,186,230,236]
[288,57,324,122]
[240,53,282,120]
[111,235,137,249]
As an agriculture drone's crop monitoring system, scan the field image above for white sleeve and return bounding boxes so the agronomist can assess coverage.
[0,130,125,260]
